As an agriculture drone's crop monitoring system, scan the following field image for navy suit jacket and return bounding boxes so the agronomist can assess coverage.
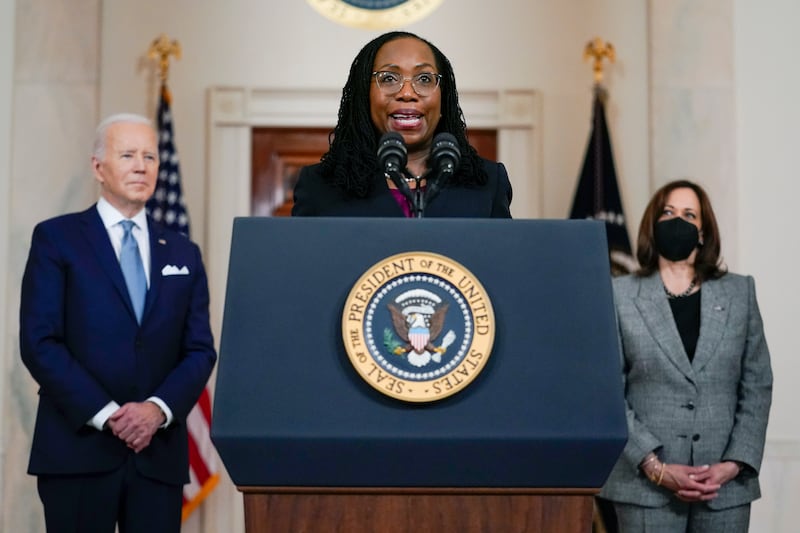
[291,159,513,217]
[20,205,217,486]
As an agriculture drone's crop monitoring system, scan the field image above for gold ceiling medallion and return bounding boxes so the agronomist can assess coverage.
[306,0,445,30]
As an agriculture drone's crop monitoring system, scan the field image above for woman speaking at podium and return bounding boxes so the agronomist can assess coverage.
[600,180,772,532]
[291,31,512,218]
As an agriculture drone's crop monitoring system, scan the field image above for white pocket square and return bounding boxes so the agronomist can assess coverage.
[161,265,190,276]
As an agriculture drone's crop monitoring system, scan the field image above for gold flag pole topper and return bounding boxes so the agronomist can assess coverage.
[583,37,615,85]
[147,34,181,97]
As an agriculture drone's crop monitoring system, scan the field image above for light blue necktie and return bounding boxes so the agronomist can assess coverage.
[119,220,147,323]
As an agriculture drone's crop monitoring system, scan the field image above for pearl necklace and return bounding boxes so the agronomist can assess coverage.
[663,278,697,299]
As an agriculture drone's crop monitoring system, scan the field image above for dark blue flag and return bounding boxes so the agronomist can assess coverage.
[570,87,635,276]
[147,84,189,236]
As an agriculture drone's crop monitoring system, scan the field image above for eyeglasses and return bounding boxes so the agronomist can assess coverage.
[372,71,442,97]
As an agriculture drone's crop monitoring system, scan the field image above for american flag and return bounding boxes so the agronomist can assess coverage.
[569,85,636,277]
[147,84,219,521]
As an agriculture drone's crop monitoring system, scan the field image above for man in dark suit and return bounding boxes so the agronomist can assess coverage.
[20,113,217,532]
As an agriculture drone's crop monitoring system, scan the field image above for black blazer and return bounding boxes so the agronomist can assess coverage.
[291,159,513,218]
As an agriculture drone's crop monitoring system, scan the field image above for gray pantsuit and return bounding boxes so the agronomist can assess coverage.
[600,272,772,532]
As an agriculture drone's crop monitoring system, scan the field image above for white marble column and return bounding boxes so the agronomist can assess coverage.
[648,0,739,267]
[649,2,795,532]
[0,0,15,526]
[1,1,101,531]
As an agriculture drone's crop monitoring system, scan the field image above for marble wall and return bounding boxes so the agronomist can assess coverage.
[2,1,101,532]
[0,0,13,525]
[649,0,739,265]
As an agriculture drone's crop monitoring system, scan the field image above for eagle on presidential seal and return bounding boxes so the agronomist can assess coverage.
[385,288,456,368]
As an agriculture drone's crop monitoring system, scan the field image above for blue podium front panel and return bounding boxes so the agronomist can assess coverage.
[212,217,626,487]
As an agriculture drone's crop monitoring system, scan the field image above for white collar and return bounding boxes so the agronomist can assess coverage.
[97,197,149,232]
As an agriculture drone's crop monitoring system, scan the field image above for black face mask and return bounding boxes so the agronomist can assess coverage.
[654,217,700,261]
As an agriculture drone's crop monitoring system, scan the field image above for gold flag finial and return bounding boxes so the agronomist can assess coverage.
[148,34,181,83]
[583,37,615,84]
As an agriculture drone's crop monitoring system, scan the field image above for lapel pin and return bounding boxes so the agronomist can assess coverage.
[713,305,724,311]
[158,239,166,245]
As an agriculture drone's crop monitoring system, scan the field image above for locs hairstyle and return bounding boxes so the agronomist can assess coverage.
[635,179,726,282]
[320,31,487,197]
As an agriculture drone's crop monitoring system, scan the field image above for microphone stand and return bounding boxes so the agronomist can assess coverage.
[411,169,432,218]
[385,168,417,215]
[388,168,433,218]
[379,132,457,218]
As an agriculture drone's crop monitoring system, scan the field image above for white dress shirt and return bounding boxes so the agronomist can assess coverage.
[88,198,173,430]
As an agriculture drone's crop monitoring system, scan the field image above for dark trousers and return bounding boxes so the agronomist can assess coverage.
[37,455,182,533]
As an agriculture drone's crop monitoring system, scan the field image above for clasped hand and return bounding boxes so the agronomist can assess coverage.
[660,462,740,502]
[107,401,165,453]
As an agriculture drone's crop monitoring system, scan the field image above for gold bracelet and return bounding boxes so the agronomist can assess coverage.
[641,454,658,467]
[646,464,659,482]
[641,454,659,481]
[656,462,666,486]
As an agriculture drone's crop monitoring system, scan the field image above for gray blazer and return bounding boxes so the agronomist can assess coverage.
[600,272,772,510]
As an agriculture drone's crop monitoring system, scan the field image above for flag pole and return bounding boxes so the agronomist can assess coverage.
[583,37,614,124]
[583,36,615,86]
[581,38,627,530]
[145,34,220,522]
[147,33,182,87]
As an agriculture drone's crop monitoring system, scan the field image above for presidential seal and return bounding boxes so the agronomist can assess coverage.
[342,251,494,402]
[306,0,445,30]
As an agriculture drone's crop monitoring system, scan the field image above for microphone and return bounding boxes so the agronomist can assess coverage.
[425,133,461,206]
[377,132,417,214]
[377,132,408,176]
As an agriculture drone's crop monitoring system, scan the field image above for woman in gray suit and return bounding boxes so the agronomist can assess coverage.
[600,180,772,532]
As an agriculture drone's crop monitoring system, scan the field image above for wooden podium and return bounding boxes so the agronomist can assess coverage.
[240,487,595,532]
[212,218,627,533]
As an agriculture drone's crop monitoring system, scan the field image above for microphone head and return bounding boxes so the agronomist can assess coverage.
[377,132,407,172]
[431,133,461,172]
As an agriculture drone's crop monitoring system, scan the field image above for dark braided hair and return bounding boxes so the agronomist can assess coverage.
[320,31,487,198]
